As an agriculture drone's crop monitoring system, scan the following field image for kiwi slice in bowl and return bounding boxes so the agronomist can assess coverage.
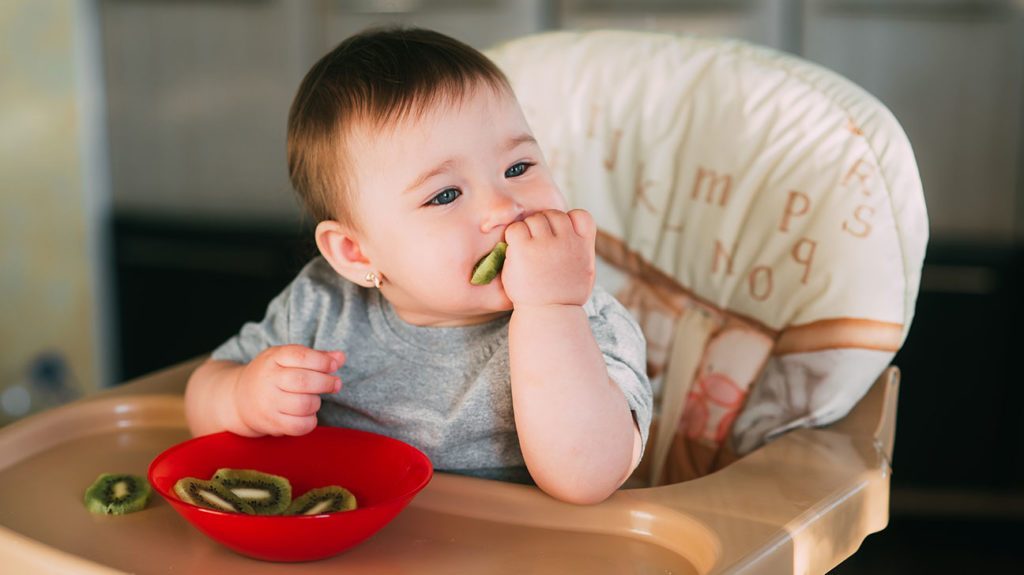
[470,241,507,285]
[212,468,292,515]
[174,477,255,514]
[286,486,357,516]
[84,473,152,515]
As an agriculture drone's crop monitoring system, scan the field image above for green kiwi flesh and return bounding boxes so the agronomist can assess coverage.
[84,473,152,515]
[211,468,292,515]
[286,486,358,516]
[174,477,255,514]
[470,241,507,285]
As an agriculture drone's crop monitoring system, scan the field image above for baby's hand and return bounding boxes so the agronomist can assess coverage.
[502,209,596,308]
[232,345,344,437]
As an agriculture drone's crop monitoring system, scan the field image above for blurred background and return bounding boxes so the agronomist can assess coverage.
[1,0,1022,571]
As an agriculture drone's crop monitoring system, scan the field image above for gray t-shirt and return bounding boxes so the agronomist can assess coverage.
[212,257,651,484]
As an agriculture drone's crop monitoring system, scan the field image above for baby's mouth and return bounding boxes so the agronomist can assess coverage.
[470,242,507,286]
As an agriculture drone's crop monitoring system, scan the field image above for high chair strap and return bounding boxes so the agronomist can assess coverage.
[649,307,717,487]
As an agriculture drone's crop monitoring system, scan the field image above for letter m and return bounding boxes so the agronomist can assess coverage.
[691,167,732,207]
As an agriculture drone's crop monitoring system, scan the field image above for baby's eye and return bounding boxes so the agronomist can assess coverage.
[426,187,461,206]
[504,162,533,178]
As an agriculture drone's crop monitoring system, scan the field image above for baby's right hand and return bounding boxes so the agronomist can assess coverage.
[232,345,344,437]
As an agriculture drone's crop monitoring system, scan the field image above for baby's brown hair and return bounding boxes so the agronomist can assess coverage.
[287,27,512,230]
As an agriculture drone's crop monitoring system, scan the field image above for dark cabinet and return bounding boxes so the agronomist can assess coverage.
[112,215,315,381]
[892,242,1024,492]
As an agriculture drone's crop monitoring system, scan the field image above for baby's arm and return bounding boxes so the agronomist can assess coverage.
[503,210,641,504]
[184,345,345,437]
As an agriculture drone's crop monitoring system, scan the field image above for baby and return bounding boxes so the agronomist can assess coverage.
[184,27,652,504]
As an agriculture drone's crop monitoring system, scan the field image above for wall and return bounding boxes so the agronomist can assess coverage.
[100,0,550,223]
[0,0,111,406]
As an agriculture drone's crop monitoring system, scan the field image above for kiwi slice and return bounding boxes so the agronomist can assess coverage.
[84,473,152,515]
[211,468,292,515]
[470,241,507,285]
[286,486,357,516]
[174,477,255,514]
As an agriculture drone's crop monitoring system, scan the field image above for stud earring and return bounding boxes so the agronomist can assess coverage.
[364,271,383,289]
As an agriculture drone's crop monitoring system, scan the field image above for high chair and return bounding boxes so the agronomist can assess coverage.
[487,27,928,564]
[0,30,926,574]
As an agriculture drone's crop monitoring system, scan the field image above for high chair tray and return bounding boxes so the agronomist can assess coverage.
[0,359,896,574]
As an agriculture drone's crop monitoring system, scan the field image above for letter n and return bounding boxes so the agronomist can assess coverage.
[712,240,736,276]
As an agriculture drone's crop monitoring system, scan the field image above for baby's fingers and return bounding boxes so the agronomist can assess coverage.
[542,209,575,237]
[278,369,341,394]
[273,345,344,373]
[567,209,595,240]
[277,391,322,417]
[271,414,318,437]
[504,220,531,244]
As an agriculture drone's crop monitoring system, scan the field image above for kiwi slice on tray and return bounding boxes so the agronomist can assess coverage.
[84,473,152,515]
[470,241,507,285]
[212,468,292,515]
[286,486,358,516]
[174,477,255,514]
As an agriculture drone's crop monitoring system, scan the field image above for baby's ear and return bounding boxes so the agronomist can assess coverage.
[315,220,374,285]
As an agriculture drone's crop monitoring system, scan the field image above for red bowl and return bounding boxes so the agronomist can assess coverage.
[148,426,433,562]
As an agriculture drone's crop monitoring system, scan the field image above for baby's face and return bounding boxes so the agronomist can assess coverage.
[348,85,566,326]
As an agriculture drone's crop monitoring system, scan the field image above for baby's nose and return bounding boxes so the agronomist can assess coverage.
[480,191,525,233]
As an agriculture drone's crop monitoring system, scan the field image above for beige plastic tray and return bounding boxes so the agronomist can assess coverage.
[0,359,896,574]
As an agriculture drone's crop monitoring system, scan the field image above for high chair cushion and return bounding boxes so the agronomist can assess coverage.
[487,31,928,483]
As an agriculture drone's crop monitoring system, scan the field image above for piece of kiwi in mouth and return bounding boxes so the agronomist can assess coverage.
[174,477,256,514]
[286,485,358,516]
[84,473,152,515]
[211,468,292,515]
[470,241,507,285]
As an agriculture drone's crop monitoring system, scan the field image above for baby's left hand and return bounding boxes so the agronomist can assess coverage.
[502,209,596,307]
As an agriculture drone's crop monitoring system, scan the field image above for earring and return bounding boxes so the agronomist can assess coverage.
[364,271,383,289]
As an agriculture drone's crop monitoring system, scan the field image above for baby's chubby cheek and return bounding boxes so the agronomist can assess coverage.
[553,193,568,212]
[394,246,470,288]
[528,190,568,215]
